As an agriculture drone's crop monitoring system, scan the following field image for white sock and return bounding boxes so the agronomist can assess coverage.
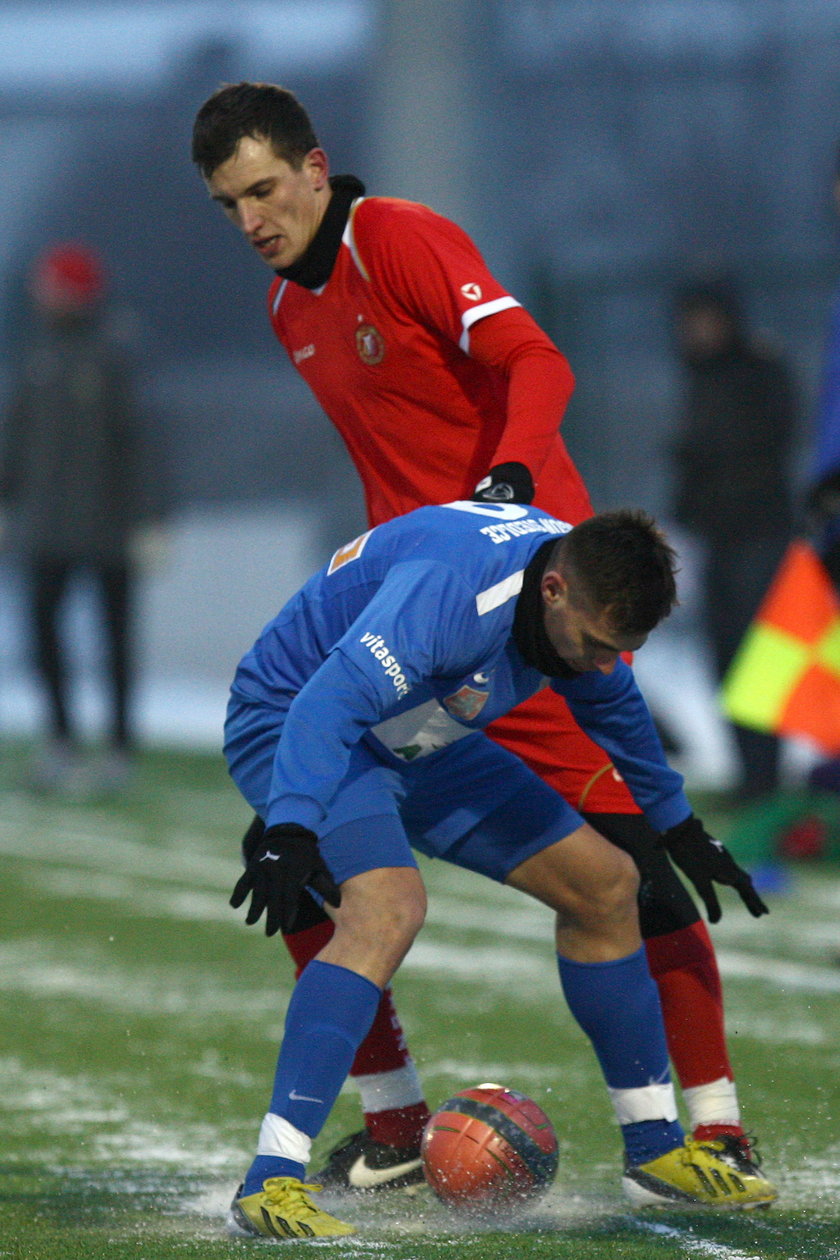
[607,1081,679,1124]
[354,1062,425,1114]
[683,1076,741,1131]
[257,1112,313,1164]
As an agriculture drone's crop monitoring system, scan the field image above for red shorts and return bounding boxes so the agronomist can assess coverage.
[485,686,641,814]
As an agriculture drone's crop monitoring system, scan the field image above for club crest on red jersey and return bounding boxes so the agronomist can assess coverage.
[356,324,385,364]
[443,684,489,721]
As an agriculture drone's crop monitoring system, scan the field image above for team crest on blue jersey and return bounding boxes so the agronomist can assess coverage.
[443,684,488,721]
[356,324,385,365]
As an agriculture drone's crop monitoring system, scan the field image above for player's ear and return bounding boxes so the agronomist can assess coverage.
[304,147,330,190]
[540,568,567,609]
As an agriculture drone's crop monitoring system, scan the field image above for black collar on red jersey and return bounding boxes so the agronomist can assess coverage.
[513,539,579,679]
[274,174,366,290]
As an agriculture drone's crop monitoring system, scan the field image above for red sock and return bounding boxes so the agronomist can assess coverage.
[283,919,334,977]
[694,1123,748,1147]
[364,1099,431,1147]
[644,920,734,1088]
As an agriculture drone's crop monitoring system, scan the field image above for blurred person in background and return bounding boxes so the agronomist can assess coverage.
[670,278,798,805]
[192,81,774,1196]
[0,242,165,794]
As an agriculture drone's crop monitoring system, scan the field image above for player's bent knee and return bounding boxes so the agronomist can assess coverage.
[506,822,640,924]
[332,867,427,961]
[591,845,640,919]
[321,895,425,987]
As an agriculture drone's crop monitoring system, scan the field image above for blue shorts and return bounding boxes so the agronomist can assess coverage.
[224,697,584,886]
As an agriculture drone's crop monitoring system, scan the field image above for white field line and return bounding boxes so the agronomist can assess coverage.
[632,1218,767,1259]
[0,819,236,888]
[0,938,290,1016]
[715,949,840,993]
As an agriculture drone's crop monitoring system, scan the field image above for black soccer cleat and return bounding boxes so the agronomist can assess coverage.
[311,1129,425,1192]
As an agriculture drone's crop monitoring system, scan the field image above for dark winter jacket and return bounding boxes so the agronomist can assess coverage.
[0,314,153,563]
[671,340,796,544]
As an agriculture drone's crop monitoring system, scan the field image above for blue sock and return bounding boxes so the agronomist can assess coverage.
[243,1153,305,1193]
[242,960,380,1196]
[557,946,684,1164]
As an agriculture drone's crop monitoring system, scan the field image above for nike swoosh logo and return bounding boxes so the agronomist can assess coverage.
[260,851,281,862]
[346,1153,424,1189]
[289,1089,324,1103]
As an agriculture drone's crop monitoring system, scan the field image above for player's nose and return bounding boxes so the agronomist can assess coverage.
[240,201,264,234]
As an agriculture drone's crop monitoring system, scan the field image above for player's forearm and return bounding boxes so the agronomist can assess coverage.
[557,663,690,832]
[468,309,574,481]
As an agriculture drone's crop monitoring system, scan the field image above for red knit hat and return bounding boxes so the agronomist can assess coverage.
[33,242,105,306]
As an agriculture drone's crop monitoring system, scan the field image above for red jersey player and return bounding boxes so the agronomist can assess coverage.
[193,82,773,1196]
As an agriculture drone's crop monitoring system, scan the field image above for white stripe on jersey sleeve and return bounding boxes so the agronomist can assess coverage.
[459,295,521,353]
[475,569,524,617]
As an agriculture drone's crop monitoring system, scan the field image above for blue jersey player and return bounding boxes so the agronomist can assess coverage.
[222,502,774,1238]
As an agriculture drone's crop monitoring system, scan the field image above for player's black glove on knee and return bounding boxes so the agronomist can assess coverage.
[229,822,341,937]
[662,814,769,923]
[474,461,535,505]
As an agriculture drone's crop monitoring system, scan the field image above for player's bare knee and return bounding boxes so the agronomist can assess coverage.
[375,886,427,949]
[337,872,426,956]
[588,845,639,922]
[543,842,639,932]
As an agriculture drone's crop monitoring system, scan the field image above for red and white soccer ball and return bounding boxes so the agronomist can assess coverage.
[421,1083,558,1210]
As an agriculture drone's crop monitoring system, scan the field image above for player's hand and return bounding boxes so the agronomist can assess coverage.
[474,461,535,505]
[240,812,266,864]
[662,814,768,923]
[229,823,341,936]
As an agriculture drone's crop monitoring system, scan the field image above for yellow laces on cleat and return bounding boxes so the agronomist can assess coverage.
[231,1176,356,1239]
[622,1137,778,1210]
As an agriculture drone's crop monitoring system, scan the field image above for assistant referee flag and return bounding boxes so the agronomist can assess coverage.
[721,539,840,754]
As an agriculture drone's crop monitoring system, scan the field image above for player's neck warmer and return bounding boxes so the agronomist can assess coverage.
[275,174,366,290]
[513,540,579,679]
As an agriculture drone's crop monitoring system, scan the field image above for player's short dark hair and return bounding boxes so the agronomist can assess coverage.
[554,509,678,636]
[192,82,320,178]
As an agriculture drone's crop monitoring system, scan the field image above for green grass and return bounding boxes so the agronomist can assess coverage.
[1,741,839,1259]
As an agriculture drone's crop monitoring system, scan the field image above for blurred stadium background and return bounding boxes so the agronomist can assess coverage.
[2,0,840,787]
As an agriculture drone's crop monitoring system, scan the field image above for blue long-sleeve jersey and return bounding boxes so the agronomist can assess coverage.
[229,502,690,834]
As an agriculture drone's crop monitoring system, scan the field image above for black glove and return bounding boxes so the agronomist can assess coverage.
[240,812,266,863]
[474,461,535,505]
[662,814,768,924]
[230,823,341,937]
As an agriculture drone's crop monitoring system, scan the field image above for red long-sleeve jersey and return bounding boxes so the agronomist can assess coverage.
[268,193,634,813]
[268,195,590,527]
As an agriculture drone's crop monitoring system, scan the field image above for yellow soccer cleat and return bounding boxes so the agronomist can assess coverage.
[622,1136,778,1210]
[229,1176,356,1239]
